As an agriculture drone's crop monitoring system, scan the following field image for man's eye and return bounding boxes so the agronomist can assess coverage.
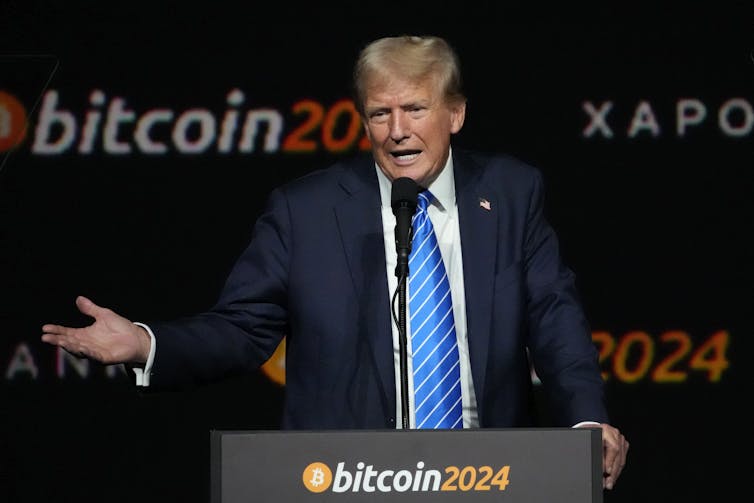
[369,111,388,123]
[369,114,388,124]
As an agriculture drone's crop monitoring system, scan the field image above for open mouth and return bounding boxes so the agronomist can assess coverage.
[391,150,421,162]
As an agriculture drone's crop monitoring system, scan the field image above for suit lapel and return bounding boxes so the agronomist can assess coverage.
[333,159,395,413]
[454,151,498,414]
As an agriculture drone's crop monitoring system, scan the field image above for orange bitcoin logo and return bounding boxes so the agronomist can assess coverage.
[302,462,332,493]
[0,91,28,152]
[261,336,286,386]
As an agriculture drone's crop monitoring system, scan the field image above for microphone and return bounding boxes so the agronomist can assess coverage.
[391,177,419,278]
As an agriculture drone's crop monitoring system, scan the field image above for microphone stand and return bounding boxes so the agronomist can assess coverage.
[394,259,410,429]
[391,177,418,430]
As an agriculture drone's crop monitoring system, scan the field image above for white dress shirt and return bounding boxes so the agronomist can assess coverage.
[376,150,480,428]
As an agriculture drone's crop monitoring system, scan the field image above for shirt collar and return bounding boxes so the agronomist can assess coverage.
[376,147,456,212]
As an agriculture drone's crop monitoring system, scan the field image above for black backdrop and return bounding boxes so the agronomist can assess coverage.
[1,2,752,502]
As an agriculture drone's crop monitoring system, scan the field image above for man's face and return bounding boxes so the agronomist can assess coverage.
[362,77,465,188]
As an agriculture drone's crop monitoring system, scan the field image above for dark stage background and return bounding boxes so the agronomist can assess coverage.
[1,2,752,502]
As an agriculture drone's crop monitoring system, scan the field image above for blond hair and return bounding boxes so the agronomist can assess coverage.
[353,35,466,116]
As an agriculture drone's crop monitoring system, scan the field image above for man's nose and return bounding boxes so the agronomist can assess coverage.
[389,112,410,142]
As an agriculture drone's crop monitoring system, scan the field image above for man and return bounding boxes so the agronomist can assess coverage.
[42,35,628,489]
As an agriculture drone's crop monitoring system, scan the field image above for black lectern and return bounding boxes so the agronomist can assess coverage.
[211,428,602,503]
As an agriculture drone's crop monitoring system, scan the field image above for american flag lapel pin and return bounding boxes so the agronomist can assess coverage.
[479,197,491,211]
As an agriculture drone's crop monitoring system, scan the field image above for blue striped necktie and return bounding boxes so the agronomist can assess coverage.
[409,190,463,429]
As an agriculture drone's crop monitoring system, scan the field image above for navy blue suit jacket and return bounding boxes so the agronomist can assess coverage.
[148,149,608,429]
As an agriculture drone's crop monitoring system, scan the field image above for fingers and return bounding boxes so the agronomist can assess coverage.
[41,296,100,355]
[41,329,86,359]
[605,435,628,489]
[41,296,102,340]
[41,323,84,353]
[75,295,106,318]
[41,297,142,364]
[41,323,79,342]
[601,424,628,490]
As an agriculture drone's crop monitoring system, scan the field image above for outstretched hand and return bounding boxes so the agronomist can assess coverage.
[41,296,151,364]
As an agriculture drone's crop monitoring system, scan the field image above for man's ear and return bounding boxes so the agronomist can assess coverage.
[450,101,466,134]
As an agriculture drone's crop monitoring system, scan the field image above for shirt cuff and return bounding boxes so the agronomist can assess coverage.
[131,322,156,386]
[572,421,601,428]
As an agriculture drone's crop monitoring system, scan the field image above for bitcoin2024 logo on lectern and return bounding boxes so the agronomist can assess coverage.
[300,460,512,494]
